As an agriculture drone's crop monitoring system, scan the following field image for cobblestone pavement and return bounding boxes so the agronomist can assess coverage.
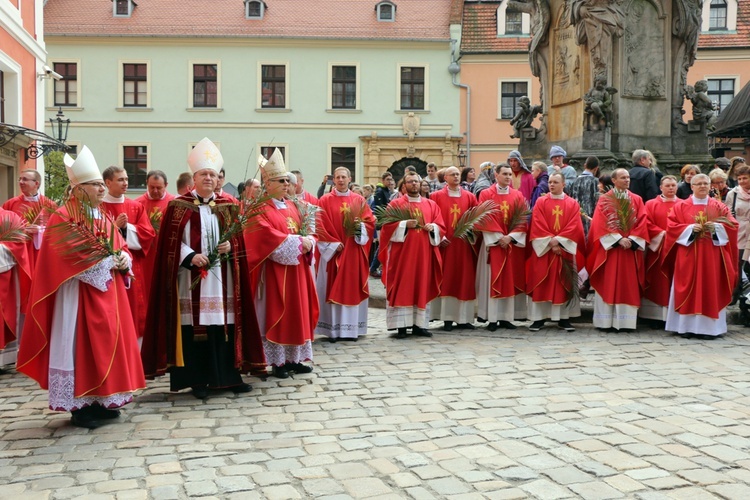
[2,310,750,499]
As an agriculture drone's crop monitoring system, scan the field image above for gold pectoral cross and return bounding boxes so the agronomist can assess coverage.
[552,205,563,232]
[500,201,510,223]
[340,202,350,214]
[286,216,299,234]
[450,203,460,229]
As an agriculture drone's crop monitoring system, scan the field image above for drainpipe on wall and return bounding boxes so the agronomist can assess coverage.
[448,43,470,168]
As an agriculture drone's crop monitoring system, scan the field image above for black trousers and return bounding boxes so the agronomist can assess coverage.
[169,325,243,391]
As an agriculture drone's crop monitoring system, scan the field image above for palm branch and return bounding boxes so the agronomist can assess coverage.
[600,192,637,233]
[560,254,582,308]
[291,196,323,237]
[147,207,163,233]
[453,200,500,244]
[46,198,119,268]
[506,200,532,233]
[341,198,368,238]
[373,204,423,229]
[693,204,736,239]
[0,215,30,243]
[22,198,57,226]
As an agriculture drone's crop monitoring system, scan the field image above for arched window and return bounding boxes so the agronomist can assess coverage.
[376,1,396,22]
[709,0,727,30]
[245,0,266,20]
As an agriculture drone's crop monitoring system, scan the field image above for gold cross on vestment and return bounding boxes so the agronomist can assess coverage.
[412,207,423,230]
[286,216,299,234]
[552,205,563,232]
[339,202,350,214]
[500,201,510,223]
[695,210,707,225]
[450,203,461,228]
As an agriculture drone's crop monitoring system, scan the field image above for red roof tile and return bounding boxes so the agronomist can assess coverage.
[44,0,451,40]
[460,1,528,54]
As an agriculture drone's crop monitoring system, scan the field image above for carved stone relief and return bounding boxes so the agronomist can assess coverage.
[623,0,666,98]
[551,8,582,107]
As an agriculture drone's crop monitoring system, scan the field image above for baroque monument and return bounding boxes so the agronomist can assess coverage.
[511,0,713,168]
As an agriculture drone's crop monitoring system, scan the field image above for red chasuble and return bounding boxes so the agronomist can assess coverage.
[477,187,528,299]
[135,192,175,301]
[2,194,56,274]
[245,199,319,346]
[317,192,376,305]
[0,210,31,349]
[101,198,157,339]
[526,195,586,304]
[378,196,445,309]
[142,195,266,378]
[17,201,145,397]
[300,191,319,206]
[430,187,478,301]
[663,197,738,319]
[587,191,650,307]
[643,196,678,307]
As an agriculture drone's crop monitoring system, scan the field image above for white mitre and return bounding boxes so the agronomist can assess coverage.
[63,145,102,185]
[188,137,223,174]
[261,148,288,180]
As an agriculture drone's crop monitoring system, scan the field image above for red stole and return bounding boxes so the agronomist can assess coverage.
[663,197,738,318]
[245,199,319,346]
[526,195,586,304]
[2,194,56,274]
[378,196,445,308]
[643,196,678,307]
[142,195,266,378]
[17,201,145,397]
[477,187,528,299]
[587,191,650,307]
[317,192,376,305]
[101,198,157,339]
[430,187,478,301]
[0,210,31,348]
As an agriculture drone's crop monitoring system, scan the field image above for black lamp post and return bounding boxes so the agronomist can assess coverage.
[457,148,467,168]
[50,106,70,144]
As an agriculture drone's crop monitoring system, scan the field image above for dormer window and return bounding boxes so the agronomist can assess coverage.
[376,1,396,22]
[245,0,266,20]
[113,0,135,18]
[710,0,727,30]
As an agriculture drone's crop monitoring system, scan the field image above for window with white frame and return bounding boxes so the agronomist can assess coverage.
[260,146,286,160]
[331,147,357,178]
[245,0,265,19]
[499,81,528,119]
[400,66,425,110]
[332,65,357,109]
[193,63,218,108]
[123,145,148,189]
[123,63,147,107]
[376,1,396,21]
[114,0,134,17]
[53,62,78,107]
[261,65,287,108]
[710,0,727,30]
[496,2,530,36]
[701,0,737,31]
[706,78,735,113]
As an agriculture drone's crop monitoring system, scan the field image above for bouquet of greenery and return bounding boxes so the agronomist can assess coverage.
[693,205,735,239]
[341,198,369,239]
[148,206,163,233]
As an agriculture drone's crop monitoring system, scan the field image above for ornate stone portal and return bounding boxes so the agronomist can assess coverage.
[516,0,713,170]
[360,132,462,185]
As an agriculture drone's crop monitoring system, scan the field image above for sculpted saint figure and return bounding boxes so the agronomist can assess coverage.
[510,96,543,138]
[569,0,625,79]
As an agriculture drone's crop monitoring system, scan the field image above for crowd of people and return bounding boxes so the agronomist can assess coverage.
[0,138,746,429]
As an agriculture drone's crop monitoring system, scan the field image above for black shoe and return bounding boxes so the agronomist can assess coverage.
[231,383,252,394]
[328,337,337,343]
[529,320,545,332]
[192,386,209,399]
[487,322,498,332]
[272,365,290,379]
[443,321,453,332]
[477,317,487,323]
[70,408,105,429]
[396,328,407,339]
[457,323,475,330]
[339,337,358,342]
[694,334,721,340]
[89,405,121,420]
[286,362,314,374]
[413,327,432,337]
[498,321,517,330]
[558,320,575,332]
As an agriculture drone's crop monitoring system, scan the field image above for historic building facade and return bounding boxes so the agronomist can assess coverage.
[43,0,462,191]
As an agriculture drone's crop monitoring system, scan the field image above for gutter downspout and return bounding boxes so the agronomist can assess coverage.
[452,74,470,168]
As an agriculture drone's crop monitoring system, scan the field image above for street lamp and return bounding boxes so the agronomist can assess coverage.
[24,107,71,160]
[50,106,70,144]
[457,148,467,168]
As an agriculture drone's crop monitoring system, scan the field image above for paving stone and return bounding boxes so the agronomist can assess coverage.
[568,481,625,499]
[519,479,572,500]
[262,485,303,499]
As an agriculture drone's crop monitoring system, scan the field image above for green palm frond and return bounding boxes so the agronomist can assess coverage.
[341,198,368,238]
[46,198,117,267]
[0,215,30,243]
[453,200,500,244]
[506,200,532,233]
[601,193,637,233]
[373,204,423,229]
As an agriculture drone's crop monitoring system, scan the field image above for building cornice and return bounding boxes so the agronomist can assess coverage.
[0,3,47,61]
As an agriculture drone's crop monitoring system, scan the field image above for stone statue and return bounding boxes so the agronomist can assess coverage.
[569,0,625,81]
[685,80,718,131]
[508,0,551,107]
[510,96,543,138]
[584,74,617,129]
[672,0,703,127]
